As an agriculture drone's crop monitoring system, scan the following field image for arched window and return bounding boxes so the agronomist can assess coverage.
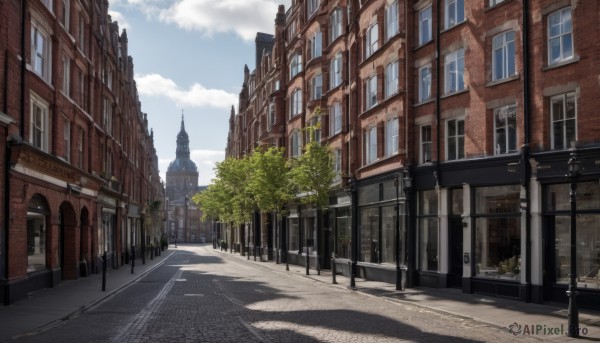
[27,194,50,273]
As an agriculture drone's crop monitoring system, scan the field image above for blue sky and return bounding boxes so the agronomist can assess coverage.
[107,0,291,185]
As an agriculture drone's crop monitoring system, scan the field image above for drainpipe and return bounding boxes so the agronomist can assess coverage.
[521,0,532,303]
[20,0,27,137]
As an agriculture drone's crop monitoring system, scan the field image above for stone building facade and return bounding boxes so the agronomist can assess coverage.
[0,0,163,304]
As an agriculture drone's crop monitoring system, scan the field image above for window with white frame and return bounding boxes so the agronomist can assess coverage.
[103,97,112,135]
[489,0,505,7]
[330,102,342,136]
[445,0,464,29]
[78,14,85,54]
[311,74,322,100]
[309,117,321,143]
[548,7,573,65]
[290,130,303,157]
[385,1,399,41]
[61,0,70,29]
[365,23,379,58]
[385,61,399,98]
[385,118,399,157]
[78,68,85,108]
[445,48,465,94]
[419,5,432,46]
[330,8,343,43]
[365,126,378,164]
[77,127,84,169]
[366,76,377,110]
[551,92,577,150]
[333,148,342,182]
[446,118,464,160]
[492,31,516,81]
[420,125,432,164]
[307,0,319,17]
[62,54,70,96]
[419,65,432,102]
[290,89,302,118]
[31,22,51,82]
[310,31,322,59]
[289,53,303,79]
[63,116,71,162]
[330,53,342,89]
[30,94,50,152]
[494,104,517,155]
[268,102,276,129]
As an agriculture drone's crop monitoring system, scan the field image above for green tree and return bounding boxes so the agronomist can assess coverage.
[248,146,294,214]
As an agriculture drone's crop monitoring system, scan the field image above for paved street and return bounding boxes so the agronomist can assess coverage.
[9,245,543,343]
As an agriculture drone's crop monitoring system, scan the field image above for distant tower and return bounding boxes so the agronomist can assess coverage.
[166,112,199,242]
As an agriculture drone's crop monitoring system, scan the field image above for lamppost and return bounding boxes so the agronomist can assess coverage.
[566,151,580,337]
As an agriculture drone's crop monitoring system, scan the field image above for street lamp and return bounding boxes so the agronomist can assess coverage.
[567,151,581,337]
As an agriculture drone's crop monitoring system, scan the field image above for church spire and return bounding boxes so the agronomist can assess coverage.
[176,110,190,159]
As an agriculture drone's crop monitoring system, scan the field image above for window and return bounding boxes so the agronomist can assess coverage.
[365,23,379,58]
[475,185,521,281]
[418,65,431,102]
[31,22,51,82]
[268,102,276,129]
[330,102,342,136]
[551,92,577,150]
[385,118,398,157]
[360,207,380,262]
[290,130,302,157]
[445,48,465,94]
[492,31,516,81]
[290,89,302,118]
[419,6,432,46]
[78,69,85,108]
[385,1,399,41]
[62,54,70,96]
[445,0,464,29]
[332,208,351,258]
[77,127,84,169]
[333,148,342,182]
[78,14,85,54]
[289,53,303,79]
[365,126,377,164]
[385,61,398,98]
[307,0,319,17]
[366,76,377,110]
[63,117,71,162]
[103,98,112,135]
[289,218,299,251]
[446,118,464,160]
[548,7,573,65]
[61,0,70,29]
[30,95,49,152]
[489,0,505,7]
[330,8,342,43]
[419,190,438,271]
[330,53,342,89]
[42,0,53,12]
[494,104,517,155]
[310,31,322,59]
[420,125,432,164]
[27,198,48,273]
[311,74,322,100]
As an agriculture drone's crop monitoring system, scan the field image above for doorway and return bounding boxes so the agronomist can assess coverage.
[448,217,463,288]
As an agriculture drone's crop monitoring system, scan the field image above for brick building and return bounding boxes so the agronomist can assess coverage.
[0,0,163,304]
[225,0,600,309]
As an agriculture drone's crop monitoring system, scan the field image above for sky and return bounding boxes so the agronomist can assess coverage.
[107,0,291,185]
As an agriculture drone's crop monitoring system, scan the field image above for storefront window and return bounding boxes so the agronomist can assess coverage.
[27,213,47,273]
[381,205,396,263]
[289,218,299,252]
[333,209,351,259]
[303,217,315,255]
[474,185,521,280]
[419,190,438,271]
[360,207,380,263]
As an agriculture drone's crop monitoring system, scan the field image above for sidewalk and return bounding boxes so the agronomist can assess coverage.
[0,248,175,341]
[217,249,600,342]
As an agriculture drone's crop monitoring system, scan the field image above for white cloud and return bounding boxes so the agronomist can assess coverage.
[159,149,225,186]
[108,10,131,32]
[113,0,288,41]
[135,73,237,109]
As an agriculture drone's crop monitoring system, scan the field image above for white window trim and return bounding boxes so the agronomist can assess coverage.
[385,61,399,98]
[63,116,71,162]
[445,0,465,30]
[62,54,70,96]
[330,102,342,136]
[493,104,517,155]
[550,92,577,150]
[366,76,377,110]
[312,74,323,100]
[330,8,343,43]
[61,0,70,30]
[492,31,516,81]
[419,65,431,102]
[444,49,465,94]
[420,125,432,164]
[30,94,50,153]
[311,31,322,59]
[365,23,379,59]
[365,126,378,164]
[547,7,574,66]
[445,118,465,161]
[31,22,52,82]
[419,5,432,46]
[333,148,342,182]
[385,118,399,157]
[330,53,342,89]
[385,1,399,42]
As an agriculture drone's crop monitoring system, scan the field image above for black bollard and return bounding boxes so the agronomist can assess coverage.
[331,253,337,284]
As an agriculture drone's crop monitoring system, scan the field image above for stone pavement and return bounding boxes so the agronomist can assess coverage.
[0,244,598,342]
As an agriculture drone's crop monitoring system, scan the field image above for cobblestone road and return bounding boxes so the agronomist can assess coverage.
[15,246,540,342]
